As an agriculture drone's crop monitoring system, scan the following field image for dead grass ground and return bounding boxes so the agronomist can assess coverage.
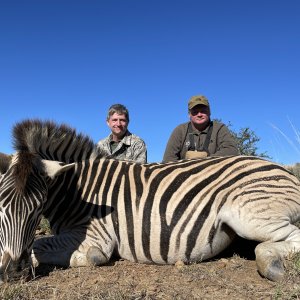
[2,238,300,300]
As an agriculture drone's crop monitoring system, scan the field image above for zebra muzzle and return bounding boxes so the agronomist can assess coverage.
[0,251,32,284]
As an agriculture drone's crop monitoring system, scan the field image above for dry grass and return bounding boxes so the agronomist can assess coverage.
[1,248,300,300]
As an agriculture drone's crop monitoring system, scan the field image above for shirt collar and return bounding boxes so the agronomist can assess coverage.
[109,130,132,146]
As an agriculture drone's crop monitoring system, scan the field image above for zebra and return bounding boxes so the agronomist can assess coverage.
[1,119,300,283]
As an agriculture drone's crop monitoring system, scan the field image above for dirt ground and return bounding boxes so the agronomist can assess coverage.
[2,238,300,300]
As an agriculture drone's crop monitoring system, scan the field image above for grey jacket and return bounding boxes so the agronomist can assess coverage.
[97,130,147,163]
[163,121,239,162]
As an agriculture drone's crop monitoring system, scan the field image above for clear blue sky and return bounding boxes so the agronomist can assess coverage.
[1,1,300,165]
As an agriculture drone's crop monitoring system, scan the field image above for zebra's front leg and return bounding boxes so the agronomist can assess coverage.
[32,232,114,268]
[70,245,111,267]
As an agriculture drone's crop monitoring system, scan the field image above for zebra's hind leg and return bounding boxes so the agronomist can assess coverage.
[255,225,300,281]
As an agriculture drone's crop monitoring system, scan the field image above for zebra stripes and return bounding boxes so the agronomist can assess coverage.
[43,155,300,268]
[0,119,300,283]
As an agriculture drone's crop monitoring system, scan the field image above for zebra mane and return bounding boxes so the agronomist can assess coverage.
[12,119,98,163]
[0,152,12,174]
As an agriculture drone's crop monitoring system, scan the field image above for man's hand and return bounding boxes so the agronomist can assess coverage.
[185,151,208,159]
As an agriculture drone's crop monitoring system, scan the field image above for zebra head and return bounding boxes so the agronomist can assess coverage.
[0,151,74,283]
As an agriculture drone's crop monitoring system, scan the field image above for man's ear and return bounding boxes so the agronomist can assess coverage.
[41,160,75,179]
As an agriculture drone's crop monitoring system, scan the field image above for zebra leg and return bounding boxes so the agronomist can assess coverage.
[32,233,113,268]
[254,225,300,281]
[222,208,300,281]
[32,235,76,267]
[70,245,110,267]
[255,242,286,281]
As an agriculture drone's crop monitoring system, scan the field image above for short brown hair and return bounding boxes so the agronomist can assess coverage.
[106,104,129,122]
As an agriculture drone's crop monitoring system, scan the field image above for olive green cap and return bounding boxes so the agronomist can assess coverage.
[188,95,210,110]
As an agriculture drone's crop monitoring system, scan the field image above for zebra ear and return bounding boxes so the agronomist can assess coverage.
[41,160,75,179]
[0,152,12,174]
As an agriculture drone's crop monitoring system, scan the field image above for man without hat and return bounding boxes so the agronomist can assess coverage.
[97,104,147,163]
[162,95,239,162]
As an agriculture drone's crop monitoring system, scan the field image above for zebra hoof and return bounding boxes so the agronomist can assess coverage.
[31,254,39,268]
[257,258,285,282]
[87,246,108,266]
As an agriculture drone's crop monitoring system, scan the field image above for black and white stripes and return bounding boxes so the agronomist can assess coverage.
[41,154,300,267]
[1,119,300,282]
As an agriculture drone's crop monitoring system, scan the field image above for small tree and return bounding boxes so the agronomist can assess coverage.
[214,119,270,158]
[231,127,270,158]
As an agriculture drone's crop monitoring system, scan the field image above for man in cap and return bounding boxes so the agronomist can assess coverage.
[162,95,239,162]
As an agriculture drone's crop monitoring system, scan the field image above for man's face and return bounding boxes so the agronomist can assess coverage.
[107,113,128,138]
[189,105,210,126]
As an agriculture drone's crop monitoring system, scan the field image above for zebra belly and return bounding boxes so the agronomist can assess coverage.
[117,223,236,265]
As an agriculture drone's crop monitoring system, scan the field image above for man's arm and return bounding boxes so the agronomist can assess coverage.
[213,125,239,156]
[131,139,147,163]
[162,126,185,162]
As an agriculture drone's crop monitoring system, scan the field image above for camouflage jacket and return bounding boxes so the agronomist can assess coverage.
[97,130,147,163]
